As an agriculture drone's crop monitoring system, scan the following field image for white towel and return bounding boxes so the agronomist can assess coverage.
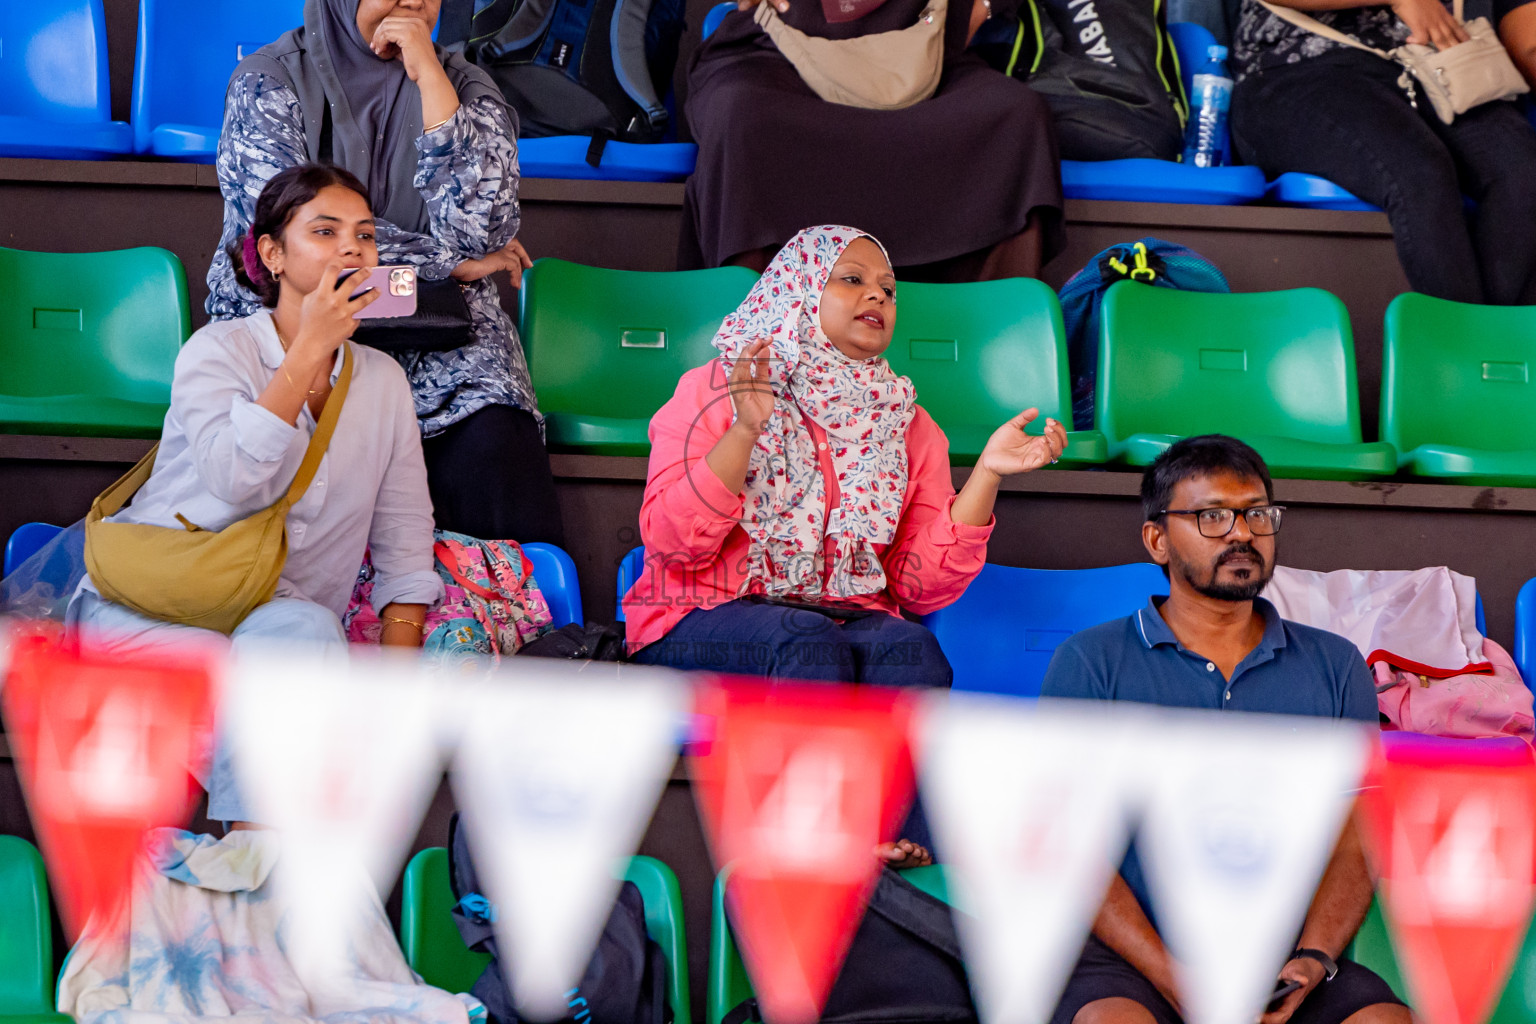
[1262,565,1488,677]
[59,828,484,1024]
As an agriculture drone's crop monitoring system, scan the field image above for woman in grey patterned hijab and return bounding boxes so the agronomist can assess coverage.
[210,0,568,549]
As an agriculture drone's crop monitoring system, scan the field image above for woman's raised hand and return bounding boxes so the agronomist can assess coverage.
[372,15,445,81]
[727,338,779,437]
[976,407,1068,478]
[293,262,379,359]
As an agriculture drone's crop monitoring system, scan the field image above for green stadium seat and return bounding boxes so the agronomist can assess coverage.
[1382,293,1536,486]
[400,847,490,996]
[519,259,759,456]
[400,847,690,1022]
[1096,283,1396,479]
[883,278,1107,467]
[0,247,189,439]
[707,864,951,1024]
[1351,891,1536,1024]
[0,836,71,1024]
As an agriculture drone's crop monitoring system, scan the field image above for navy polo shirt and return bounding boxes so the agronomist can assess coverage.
[1039,596,1378,922]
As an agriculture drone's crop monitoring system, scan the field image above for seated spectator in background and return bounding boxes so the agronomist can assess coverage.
[626,225,1067,688]
[210,0,565,546]
[679,0,1063,281]
[1230,0,1536,305]
[1040,435,1403,1024]
[72,164,443,826]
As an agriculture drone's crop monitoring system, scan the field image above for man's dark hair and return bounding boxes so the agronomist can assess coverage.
[1141,434,1274,522]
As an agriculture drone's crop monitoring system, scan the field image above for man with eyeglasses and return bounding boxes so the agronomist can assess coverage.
[1041,435,1402,1024]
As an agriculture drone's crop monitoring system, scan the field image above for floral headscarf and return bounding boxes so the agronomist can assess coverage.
[712,226,917,600]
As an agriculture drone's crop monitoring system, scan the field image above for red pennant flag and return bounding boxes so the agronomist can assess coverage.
[1359,736,1536,1024]
[1,630,212,938]
[691,682,918,1024]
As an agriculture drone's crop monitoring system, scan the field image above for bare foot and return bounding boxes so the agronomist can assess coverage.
[874,838,933,869]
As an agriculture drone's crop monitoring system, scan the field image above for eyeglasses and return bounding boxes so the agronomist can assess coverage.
[1158,505,1286,538]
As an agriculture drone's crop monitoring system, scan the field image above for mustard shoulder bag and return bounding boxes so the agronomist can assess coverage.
[84,343,354,635]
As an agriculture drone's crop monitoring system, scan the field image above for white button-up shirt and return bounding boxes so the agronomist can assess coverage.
[87,311,442,619]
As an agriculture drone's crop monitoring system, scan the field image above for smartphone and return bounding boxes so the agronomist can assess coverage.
[341,266,418,319]
[1265,979,1304,1014]
[742,593,870,622]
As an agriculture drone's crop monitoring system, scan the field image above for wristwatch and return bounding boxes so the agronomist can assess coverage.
[1290,948,1339,981]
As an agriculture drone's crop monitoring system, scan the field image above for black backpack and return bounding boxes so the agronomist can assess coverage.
[975,0,1187,161]
[448,815,671,1024]
[441,0,684,143]
[721,869,978,1024]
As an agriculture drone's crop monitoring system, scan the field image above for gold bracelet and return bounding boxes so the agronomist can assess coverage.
[382,616,426,631]
[423,116,451,133]
[280,363,325,396]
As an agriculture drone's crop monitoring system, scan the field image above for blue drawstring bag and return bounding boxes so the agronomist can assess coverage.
[1059,238,1229,429]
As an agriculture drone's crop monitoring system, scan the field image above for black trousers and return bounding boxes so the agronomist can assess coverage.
[1232,49,1536,305]
[421,403,566,547]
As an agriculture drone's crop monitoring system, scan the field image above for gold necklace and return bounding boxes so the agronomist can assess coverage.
[272,319,327,397]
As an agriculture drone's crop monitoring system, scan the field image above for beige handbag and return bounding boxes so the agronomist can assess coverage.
[84,343,354,635]
[754,0,948,110]
[1258,0,1528,123]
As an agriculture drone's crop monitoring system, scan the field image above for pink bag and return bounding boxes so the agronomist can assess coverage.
[1375,638,1535,742]
[343,530,553,660]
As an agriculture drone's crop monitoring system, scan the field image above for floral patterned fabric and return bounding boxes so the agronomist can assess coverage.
[208,72,537,437]
[59,828,483,1024]
[344,530,553,659]
[711,226,917,600]
[1230,0,1417,81]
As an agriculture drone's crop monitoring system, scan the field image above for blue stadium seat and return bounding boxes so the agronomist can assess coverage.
[1166,21,1214,98]
[518,136,698,182]
[522,542,583,628]
[0,0,131,159]
[1265,172,1381,213]
[131,0,305,160]
[1514,577,1536,692]
[616,545,645,622]
[3,522,63,578]
[1060,159,1265,205]
[1054,22,1262,205]
[923,562,1170,697]
[703,1,735,38]
[513,0,729,182]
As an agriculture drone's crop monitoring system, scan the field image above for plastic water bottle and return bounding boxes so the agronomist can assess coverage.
[1182,44,1233,168]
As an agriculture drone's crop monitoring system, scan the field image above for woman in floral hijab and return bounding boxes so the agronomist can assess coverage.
[626,225,1066,682]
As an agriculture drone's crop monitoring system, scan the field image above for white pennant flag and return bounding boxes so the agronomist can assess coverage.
[1136,711,1371,1024]
[918,695,1141,1024]
[227,649,446,983]
[451,662,688,1021]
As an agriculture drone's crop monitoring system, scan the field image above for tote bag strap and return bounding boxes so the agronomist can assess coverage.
[1256,0,1396,58]
[282,343,355,508]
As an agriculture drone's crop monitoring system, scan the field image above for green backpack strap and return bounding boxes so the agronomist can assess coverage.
[1005,0,1049,76]
[1152,0,1190,125]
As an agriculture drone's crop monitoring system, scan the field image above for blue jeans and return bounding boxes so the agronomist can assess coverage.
[632,598,953,689]
[69,589,348,824]
[634,599,950,849]
[1232,48,1536,305]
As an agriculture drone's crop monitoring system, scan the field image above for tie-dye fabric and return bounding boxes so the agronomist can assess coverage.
[711,226,916,599]
[59,829,483,1024]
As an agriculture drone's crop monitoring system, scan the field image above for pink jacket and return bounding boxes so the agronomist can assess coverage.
[623,361,994,651]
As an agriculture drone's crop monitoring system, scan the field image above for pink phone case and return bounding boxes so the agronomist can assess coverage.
[346,266,418,319]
